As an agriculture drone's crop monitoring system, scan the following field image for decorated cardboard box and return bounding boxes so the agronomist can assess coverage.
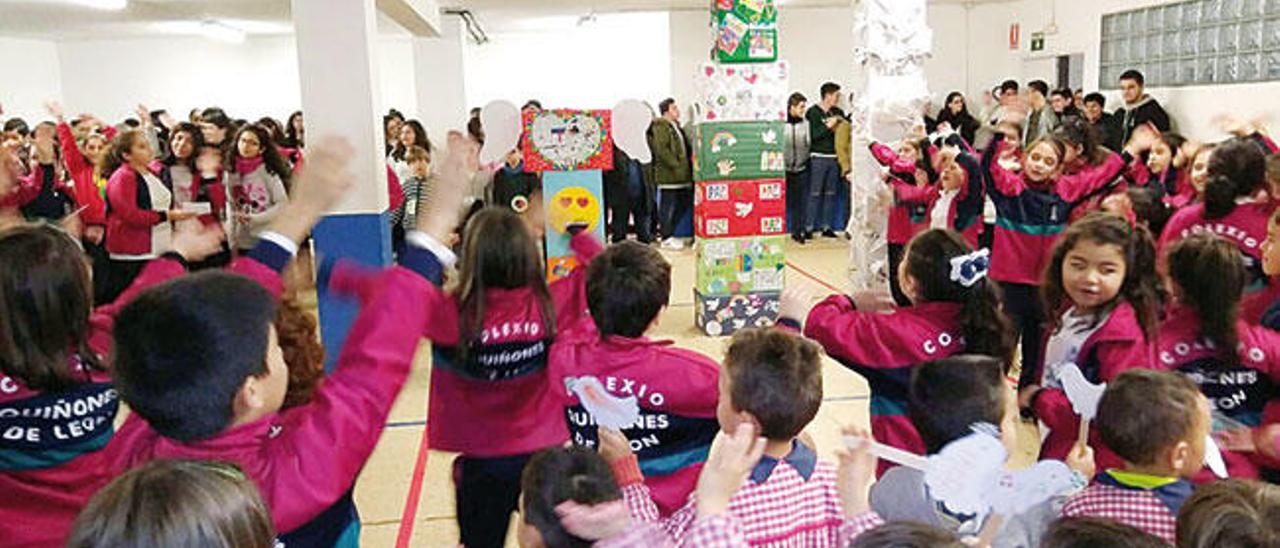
[715,0,777,25]
[694,289,780,336]
[693,178,785,238]
[715,0,778,64]
[692,61,789,123]
[695,235,786,295]
[692,121,785,181]
[543,170,605,282]
[522,109,614,172]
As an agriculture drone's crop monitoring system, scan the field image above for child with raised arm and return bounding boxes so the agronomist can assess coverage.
[107,137,438,546]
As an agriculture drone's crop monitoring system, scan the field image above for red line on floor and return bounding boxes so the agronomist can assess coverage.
[395,425,432,548]
[785,260,844,294]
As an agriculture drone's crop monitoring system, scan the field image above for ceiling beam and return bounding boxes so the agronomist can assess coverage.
[376,0,442,37]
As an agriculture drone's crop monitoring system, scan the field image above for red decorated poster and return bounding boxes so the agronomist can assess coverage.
[521,109,614,172]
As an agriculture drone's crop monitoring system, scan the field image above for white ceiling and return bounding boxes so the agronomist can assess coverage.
[0,0,1008,41]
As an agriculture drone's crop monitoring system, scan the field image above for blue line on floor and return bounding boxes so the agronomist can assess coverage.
[386,419,427,429]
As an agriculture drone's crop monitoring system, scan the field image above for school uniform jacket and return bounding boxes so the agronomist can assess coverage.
[802,298,965,476]
[869,141,933,245]
[0,258,189,548]
[57,122,109,226]
[108,245,425,545]
[104,164,169,256]
[1158,200,1272,296]
[983,135,1131,285]
[1156,305,1280,480]
[417,231,602,458]
[549,322,721,516]
[1033,302,1153,471]
[883,136,986,249]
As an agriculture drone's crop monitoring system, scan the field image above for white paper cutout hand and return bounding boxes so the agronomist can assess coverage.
[566,376,640,431]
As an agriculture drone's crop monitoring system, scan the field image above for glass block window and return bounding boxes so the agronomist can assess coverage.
[1101,0,1280,87]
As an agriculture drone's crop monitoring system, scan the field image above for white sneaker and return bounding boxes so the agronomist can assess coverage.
[661,238,686,250]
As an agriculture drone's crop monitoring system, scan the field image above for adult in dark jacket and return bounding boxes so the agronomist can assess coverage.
[1114,69,1172,144]
[1082,92,1124,152]
[490,147,539,214]
[805,82,846,237]
[651,98,693,248]
[603,146,652,243]
[935,91,980,145]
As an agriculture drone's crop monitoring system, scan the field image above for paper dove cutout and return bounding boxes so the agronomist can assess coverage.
[611,100,653,163]
[1204,434,1229,479]
[479,100,521,164]
[1057,363,1106,421]
[990,460,1078,515]
[847,423,1076,519]
[923,425,1008,516]
[565,376,640,431]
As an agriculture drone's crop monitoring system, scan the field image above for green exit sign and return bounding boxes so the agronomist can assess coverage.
[1031,32,1045,52]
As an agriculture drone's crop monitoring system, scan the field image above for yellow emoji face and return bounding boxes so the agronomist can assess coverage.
[547,186,600,234]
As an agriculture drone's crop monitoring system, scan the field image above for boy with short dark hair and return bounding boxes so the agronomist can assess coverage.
[550,240,720,515]
[600,328,867,546]
[107,138,448,546]
[870,355,1019,530]
[1061,369,1211,544]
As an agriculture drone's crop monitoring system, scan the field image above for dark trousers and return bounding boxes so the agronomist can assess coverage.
[102,258,148,305]
[887,243,911,307]
[806,156,840,231]
[455,453,532,548]
[1003,281,1046,390]
[606,170,653,243]
[86,241,112,306]
[785,169,810,237]
[659,187,693,240]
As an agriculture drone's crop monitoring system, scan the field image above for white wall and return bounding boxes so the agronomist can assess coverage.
[43,35,416,127]
[0,37,63,122]
[412,17,469,142]
[461,12,671,110]
[959,0,1280,141]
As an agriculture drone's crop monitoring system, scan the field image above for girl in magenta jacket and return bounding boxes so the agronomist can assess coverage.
[782,228,1015,476]
[102,130,198,303]
[0,224,225,548]
[869,136,935,306]
[400,207,601,547]
[886,129,987,249]
[985,129,1148,395]
[1025,213,1161,471]
[1160,137,1277,324]
[1161,234,1280,482]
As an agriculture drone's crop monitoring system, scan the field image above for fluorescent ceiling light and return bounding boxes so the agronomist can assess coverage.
[199,20,247,44]
[66,0,127,10]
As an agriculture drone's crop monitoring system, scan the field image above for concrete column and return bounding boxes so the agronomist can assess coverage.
[412,16,468,143]
[292,0,392,366]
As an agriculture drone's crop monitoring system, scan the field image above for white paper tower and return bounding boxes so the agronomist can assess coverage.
[847,0,932,290]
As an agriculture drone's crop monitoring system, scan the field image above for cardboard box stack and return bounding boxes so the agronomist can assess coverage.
[693,0,788,336]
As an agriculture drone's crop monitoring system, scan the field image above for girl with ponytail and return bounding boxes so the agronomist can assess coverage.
[1024,212,1161,471]
[779,228,1014,476]
[1161,234,1280,481]
[1159,138,1273,307]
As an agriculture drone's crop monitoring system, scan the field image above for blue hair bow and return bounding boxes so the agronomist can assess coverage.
[949,248,990,288]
